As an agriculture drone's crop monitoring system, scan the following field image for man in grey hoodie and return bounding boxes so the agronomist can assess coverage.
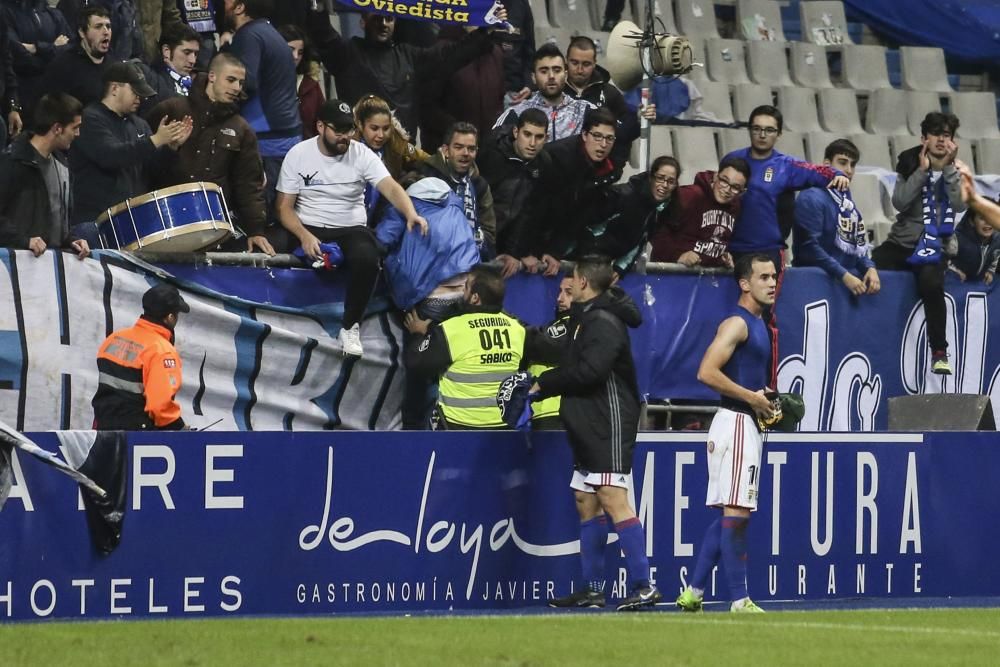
[872,112,965,376]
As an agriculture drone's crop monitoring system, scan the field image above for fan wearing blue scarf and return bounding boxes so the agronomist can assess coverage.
[872,112,965,376]
[793,138,880,296]
[150,25,201,103]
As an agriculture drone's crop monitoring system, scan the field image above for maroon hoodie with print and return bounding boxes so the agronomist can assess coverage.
[650,170,741,266]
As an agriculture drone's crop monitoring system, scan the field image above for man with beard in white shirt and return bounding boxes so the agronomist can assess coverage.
[276,99,428,358]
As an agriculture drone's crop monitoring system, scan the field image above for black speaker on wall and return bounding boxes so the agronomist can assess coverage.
[888,394,996,431]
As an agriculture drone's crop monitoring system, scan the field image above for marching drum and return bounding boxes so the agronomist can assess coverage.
[97,182,234,252]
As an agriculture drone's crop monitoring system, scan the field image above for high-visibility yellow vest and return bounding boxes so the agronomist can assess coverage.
[438,312,526,428]
[528,315,569,423]
[528,361,561,420]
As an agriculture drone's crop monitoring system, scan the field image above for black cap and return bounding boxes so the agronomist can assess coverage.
[103,61,157,98]
[317,99,355,131]
[142,284,190,318]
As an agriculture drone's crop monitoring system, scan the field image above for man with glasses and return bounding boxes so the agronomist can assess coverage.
[533,107,623,275]
[722,105,848,381]
[650,156,751,268]
[724,105,848,273]
[277,99,429,358]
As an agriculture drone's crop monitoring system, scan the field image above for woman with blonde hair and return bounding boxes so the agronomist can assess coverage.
[354,95,428,179]
[354,95,428,220]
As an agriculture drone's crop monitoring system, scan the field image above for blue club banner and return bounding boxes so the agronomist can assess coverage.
[1,430,998,621]
[2,250,1000,432]
[335,0,510,27]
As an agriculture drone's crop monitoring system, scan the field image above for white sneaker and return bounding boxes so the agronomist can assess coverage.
[338,324,363,357]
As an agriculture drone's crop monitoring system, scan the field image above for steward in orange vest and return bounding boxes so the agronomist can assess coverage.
[92,284,190,430]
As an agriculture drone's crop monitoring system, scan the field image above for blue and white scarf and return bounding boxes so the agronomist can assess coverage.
[828,188,869,258]
[908,174,955,266]
[453,174,481,249]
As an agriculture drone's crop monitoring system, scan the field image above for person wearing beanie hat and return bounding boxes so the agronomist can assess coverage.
[92,283,190,430]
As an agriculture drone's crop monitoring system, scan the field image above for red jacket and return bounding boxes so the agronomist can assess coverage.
[298,74,325,139]
[650,170,741,266]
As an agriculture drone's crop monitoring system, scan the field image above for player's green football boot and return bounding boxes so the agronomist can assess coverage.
[730,597,765,613]
[675,587,703,612]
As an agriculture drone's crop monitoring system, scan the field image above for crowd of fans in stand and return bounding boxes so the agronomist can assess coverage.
[1,0,999,375]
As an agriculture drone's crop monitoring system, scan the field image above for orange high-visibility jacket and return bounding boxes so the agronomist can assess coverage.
[92,317,185,430]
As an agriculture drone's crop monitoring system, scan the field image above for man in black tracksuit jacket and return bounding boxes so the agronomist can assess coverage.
[529,256,660,611]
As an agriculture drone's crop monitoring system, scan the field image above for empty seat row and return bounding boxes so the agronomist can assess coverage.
[687,81,1000,143]
[687,37,954,95]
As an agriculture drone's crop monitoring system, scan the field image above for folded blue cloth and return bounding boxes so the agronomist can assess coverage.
[293,242,344,270]
[496,371,535,431]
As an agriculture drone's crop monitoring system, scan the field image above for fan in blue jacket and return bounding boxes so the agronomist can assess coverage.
[376,177,480,313]
[792,138,881,296]
[723,105,847,266]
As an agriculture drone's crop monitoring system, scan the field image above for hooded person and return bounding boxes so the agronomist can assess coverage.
[376,177,480,320]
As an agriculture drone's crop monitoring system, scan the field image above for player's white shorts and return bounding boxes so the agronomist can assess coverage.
[571,468,631,493]
[705,408,763,510]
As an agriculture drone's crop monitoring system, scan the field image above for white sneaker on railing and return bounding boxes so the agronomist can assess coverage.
[338,323,363,357]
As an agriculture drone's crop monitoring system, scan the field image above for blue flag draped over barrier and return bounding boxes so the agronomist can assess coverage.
[3,250,1000,432]
[335,0,510,28]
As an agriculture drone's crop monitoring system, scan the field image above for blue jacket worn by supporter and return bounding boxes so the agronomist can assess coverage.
[792,186,875,280]
[723,147,839,253]
[227,18,301,153]
[376,178,479,311]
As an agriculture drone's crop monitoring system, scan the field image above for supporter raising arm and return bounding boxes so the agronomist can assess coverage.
[958,160,1000,231]
[305,0,507,138]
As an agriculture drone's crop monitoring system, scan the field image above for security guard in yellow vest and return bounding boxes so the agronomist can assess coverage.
[405,264,526,430]
[528,275,574,429]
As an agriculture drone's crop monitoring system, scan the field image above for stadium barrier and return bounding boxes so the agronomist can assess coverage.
[2,249,1000,432]
[1,429,997,621]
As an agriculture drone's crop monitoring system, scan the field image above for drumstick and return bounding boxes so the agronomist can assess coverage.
[197,418,224,432]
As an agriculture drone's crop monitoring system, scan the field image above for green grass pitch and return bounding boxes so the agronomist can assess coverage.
[3,608,998,666]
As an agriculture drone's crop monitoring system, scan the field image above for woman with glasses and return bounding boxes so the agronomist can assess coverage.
[650,156,752,268]
[578,155,681,277]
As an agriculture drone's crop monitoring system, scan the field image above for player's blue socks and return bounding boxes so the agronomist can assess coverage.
[721,515,750,601]
[613,517,650,588]
[579,515,608,592]
[691,516,722,592]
